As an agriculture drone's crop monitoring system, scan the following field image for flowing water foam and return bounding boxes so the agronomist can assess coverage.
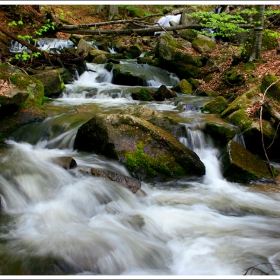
[1,62,280,276]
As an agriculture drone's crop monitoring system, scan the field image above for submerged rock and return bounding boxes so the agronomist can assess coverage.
[220,140,278,183]
[74,113,205,181]
[51,156,77,170]
[91,167,141,193]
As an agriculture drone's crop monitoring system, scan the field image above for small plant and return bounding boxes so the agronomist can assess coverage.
[34,19,56,36]
[8,20,24,27]
[9,51,41,62]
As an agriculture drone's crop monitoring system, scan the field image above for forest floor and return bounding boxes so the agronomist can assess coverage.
[1,4,280,98]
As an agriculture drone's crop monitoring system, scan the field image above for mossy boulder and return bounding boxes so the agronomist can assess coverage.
[172,79,192,94]
[130,88,156,101]
[260,73,280,101]
[203,121,238,145]
[192,35,216,54]
[167,61,203,79]
[223,62,256,86]
[73,113,205,181]
[32,70,65,97]
[123,105,186,139]
[112,63,178,86]
[221,86,260,118]
[220,140,278,183]
[178,29,197,42]
[89,48,111,62]
[201,96,228,114]
[0,73,46,140]
[225,109,252,132]
[242,119,280,160]
[188,77,200,89]
[154,33,203,79]
[126,43,142,59]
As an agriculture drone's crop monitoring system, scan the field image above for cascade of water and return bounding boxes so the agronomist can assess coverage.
[10,39,31,53]
[154,14,181,35]
[108,47,117,54]
[2,52,280,276]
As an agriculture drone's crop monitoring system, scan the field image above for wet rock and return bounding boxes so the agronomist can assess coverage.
[74,113,205,181]
[220,140,278,183]
[203,121,237,145]
[123,105,186,139]
[201,96,228,114]
[112,63,178,87]
[51,156,77,170]
[32,70,65,97]
[91,167,141,193]
[153,85,177,101]
[172,79,192,94]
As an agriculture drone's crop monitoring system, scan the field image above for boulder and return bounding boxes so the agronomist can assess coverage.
[203,121,238,146]
[153,85,177,101]
[73,113,205,181]
[0,72,46,140]
[51,156,77,170]
[201,96,228,114]
[130,88,156,101]
[220,140,278,183]
[0,87,29,106]
[32,70,65,97]
[172,79,192,94]
[76,38,96,57]
[91,168,141,193]
[192,34,216,54]
[112,63,178,86]
[123,105,186,139]
[261,73,280,102]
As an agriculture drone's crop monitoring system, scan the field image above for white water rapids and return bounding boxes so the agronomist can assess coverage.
[1,63,280,279]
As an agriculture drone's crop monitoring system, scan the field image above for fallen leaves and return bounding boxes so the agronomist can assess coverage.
[0,79,15,95]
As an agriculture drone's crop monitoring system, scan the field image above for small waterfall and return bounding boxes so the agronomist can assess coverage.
[154,14,181,35]
[10,39,31,53]
[108,47,117,54]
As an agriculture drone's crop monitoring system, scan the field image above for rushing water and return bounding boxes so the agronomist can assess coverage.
[1,63,280,278]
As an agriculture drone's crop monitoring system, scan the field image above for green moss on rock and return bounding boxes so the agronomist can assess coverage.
[261,73,280,101]
[201,96,228,114]
[10,73,45,110]
[172,79,192,94]
[225,109,252,132]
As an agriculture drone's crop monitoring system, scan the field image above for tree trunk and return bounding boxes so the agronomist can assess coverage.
[109,5,118,20]
[249,5,265,61]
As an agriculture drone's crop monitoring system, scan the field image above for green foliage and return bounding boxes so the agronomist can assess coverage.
[187,10,250,39]
[9,51,41,62]
[8,20,24,27]
[119,5,151,17]
[34,19,56,36]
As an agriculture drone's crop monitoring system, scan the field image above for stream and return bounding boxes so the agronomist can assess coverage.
[1,62,280,277]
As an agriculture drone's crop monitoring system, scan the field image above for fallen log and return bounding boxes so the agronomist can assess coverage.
[0,25,50,60]
[57,24,254,35]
